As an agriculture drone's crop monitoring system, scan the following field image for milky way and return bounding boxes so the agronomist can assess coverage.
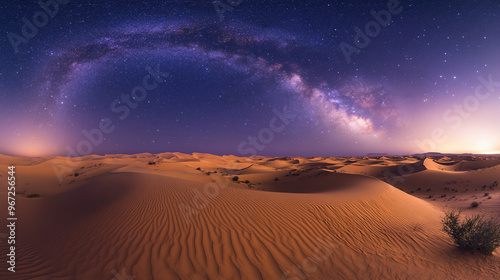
[32,20,397,135]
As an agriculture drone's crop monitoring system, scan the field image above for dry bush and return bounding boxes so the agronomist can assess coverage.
[442,210,500,254]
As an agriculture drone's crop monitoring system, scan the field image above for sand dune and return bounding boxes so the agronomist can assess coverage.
[0,154,498,279]
[422,157,500,172]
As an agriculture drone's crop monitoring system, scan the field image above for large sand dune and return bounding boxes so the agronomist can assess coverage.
[0,154,498,279]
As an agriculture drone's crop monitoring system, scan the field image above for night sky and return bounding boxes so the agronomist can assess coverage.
[1,0,500,157]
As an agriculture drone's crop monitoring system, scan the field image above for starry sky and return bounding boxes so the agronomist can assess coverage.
[1,0,500,157]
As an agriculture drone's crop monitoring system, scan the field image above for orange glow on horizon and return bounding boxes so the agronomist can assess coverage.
[6,135,61,157]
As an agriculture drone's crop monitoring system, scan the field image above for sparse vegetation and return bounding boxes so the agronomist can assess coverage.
[484,193,489,197]
[232,176,239,181]
[196,167,201,170]
[244,180,250,184]
[471,201,479,208]
[148,161,156,165]
[74,172,80,177]
[442,210,500,254]
[26,194,40,198]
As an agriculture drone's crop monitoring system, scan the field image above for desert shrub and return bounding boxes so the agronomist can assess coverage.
[196,167,201,170]
[27,194,40,198]
[232,176,239,181]
[244,180,250,184]
[148,161,156,165]
[471,201,479,208]
[442,211,500,254]
[484,193,489,196]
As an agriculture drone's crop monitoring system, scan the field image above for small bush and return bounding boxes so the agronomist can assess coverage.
[244,180,250,184]
[27,194,40,198]
[442,210,500,254]
[196,167,201,170]
[74,172,80,177]
[148,161,156,165]
[471,201,479,208]
[484,193,489,197]
[232,176,239,181]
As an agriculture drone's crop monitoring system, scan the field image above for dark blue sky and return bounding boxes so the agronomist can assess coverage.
[1,0,500,157]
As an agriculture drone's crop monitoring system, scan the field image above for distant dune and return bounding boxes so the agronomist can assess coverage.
[0,153,498,279]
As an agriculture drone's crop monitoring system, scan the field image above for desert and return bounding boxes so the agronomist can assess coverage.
[2,1,500,279]
[0,153,498,279]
